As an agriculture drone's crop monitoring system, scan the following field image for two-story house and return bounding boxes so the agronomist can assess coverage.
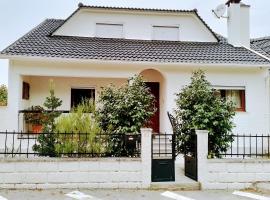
[0,1,270,134]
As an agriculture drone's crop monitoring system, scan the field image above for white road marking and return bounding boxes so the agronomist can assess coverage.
[65,191,101,200]
[233,191,270,200]
[0,196,8,200]
[161,191,195,200]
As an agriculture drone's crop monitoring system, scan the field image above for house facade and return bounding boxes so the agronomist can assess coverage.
[0,2,270,134]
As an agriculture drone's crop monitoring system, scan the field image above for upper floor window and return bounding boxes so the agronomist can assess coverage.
[96,23,124,38]
[152,26,179,41]
[214,87,246,112]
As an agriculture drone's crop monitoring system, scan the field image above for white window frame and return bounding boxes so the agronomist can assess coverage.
[152,25,180,41]
[212,86,246,112]
[95,23,124,39]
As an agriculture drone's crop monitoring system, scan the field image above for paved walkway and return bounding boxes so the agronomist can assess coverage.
[0,189,270,200]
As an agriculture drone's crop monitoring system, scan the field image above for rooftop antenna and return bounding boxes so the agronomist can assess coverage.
[212,4,227,19]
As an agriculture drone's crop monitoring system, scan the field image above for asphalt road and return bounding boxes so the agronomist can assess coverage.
[0,189,269,200]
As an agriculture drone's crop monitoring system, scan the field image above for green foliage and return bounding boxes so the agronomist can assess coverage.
[24,105,46,125]
[54,99,103,156]
[0,84,7,106]
[33,80,62,157]
[72,98,95,113]
[97,75,156,135]
[174,70,236,157]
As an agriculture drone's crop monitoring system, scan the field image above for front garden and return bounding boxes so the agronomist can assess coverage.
[19,76,155,158]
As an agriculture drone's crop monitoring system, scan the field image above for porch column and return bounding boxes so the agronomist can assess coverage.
[6,64,21,131]
[141,128,152,188]
[196,130,209,187]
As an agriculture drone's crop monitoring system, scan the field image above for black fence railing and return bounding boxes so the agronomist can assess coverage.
[215,134,270,158]
[0,131,141,158]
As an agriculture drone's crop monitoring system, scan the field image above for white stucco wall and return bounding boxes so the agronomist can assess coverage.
[28,76,126,111]
[204,159,270,190]
[164,67,269,133]
[0,158,143,189]
[1,59,269,135]
[53,9,217,42]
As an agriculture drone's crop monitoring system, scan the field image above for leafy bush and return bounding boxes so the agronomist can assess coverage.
[174,70,235,157]
[33,80,62,157]
[24,105,46,125]
[54,99,103,156]
[0,84,7,106]
[97,75,156,134]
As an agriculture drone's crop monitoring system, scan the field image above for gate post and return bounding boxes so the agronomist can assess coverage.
[141,128,152,188]
[196,130,209,187]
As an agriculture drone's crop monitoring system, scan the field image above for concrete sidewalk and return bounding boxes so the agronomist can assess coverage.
[1,189,269,200]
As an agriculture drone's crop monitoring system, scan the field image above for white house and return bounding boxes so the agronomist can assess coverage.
[0,1,270,134]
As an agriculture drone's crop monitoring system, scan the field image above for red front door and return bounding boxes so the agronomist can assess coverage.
[146,82,160,133]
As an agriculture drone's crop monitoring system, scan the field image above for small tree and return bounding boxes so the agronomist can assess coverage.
[174,70,235,157]
[0,84,7,106]
[97,75,156,135]
[33,80,62,157]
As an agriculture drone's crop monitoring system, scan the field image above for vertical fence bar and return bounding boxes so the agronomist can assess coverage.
[78,131,80,157]
[237,135,239,158]
[27,132,30,158]
[19,131,22,157]
[267,134,270,158]
[262,134,264,158]
[243,135,245,158]
[165,133,167,157]
[250,134,252,158]
[230,136,233,158]
[158,133,160,157]
[256,134,258,158]
[4,131,8,156]
[12,131,15,158]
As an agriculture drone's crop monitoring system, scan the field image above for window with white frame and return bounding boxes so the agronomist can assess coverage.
[214,86,246,112]
[96,23,124,38]
[152,26,179,41]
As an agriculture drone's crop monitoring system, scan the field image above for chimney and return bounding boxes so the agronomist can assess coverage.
[227,0,250,48]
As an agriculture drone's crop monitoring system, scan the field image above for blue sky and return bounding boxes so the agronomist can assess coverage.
[0,0,270,85]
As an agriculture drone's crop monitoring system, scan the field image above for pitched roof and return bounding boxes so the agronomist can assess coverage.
[251,37,270,58]
[1,19,269,65]
[51,4,219,42]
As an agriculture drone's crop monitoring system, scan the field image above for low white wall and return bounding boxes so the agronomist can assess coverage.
[204,159,270,190]
[196,130,270,190]
[0,158,143,189]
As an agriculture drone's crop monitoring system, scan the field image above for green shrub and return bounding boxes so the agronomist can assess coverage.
[32,80,62,157]
[54,99,104,156]
[0,84,7,106]
[97,75,156,134]
[174,70,235,158]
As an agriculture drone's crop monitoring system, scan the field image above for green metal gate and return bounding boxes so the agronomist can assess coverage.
[151,133,175,182]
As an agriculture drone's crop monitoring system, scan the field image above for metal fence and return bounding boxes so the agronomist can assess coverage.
[216,134,270,158]
[0,131,141,158]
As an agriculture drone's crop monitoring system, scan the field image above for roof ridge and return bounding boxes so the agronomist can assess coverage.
[78,4,196,13]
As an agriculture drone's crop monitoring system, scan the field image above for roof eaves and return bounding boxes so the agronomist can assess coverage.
[243,45,270,63]
[2,54,270,68]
